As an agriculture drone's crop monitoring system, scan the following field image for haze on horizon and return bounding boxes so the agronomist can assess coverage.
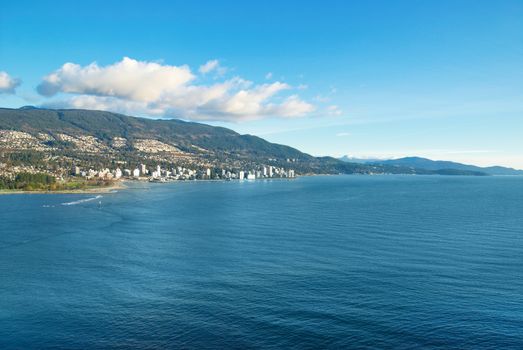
[0,0,522,169]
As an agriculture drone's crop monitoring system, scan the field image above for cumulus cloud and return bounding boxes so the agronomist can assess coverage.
[37,57,194,101]
[199,59,220,74]
[37,57,315,122]
[0,71,21,94]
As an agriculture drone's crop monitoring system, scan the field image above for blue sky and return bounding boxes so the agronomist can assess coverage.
[1,0,522,168]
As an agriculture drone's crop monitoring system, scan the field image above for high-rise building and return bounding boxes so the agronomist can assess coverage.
[239,171,245,180]
[268,166,274,177]
[114,168,122,179]
[72,165,81,176]
[140,164,147,176]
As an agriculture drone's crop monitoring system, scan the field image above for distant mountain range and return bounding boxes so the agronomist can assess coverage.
[1,107,519,177]
[0,107,383,175]
[339,156,385,164]
[340,156,523,176]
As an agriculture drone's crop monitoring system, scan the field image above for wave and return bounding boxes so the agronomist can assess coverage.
[61,195,103,206]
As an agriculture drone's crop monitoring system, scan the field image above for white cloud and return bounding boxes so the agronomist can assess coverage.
[199,59,220,74]
[37,57,194,101]
[265,72,273,80]
[38,57,315,122]
[51,95,155,115]
[313,94,330,103]
[327,105,342,116]
[336,132,350,137]
[0,71,21,94]
[263,95,315,118]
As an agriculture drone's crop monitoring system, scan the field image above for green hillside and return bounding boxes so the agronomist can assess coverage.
[0,107,490,176]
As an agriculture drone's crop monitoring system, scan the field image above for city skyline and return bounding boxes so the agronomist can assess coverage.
[1,0,522,168]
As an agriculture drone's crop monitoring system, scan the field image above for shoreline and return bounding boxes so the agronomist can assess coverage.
[0,176,299,195]
[2,173,510,196]
[0,180,127,195]
[0,176,302,195]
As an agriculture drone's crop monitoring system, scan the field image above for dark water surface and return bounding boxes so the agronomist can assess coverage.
[1,176,522,349]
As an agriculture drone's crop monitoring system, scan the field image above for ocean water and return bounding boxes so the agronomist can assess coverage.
[0,175,522,349]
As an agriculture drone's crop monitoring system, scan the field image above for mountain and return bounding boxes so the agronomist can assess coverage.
[0,107,374,176]
[340,156,523,176]
[338,156,387,164]
[0,107,503,178]
[0,107,308,160]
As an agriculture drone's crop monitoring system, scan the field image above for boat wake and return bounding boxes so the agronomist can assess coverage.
[61,195,103,206]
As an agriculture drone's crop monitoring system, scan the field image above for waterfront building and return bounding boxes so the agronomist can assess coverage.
[114,168,122,179]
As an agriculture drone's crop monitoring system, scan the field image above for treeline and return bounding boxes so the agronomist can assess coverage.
[0,172,115,191]
[0,172,56,191]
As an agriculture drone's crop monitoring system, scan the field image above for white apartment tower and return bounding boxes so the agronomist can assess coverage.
[114,168,122,179]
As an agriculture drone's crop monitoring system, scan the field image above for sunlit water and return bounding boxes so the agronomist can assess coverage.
[1,175,522,349]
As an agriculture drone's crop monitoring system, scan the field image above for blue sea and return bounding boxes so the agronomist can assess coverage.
[1,175,522,349]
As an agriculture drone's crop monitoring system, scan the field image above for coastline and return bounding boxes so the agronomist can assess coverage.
[0,177,296,195]
[2,173,515,196]
[0,176,302,195]
[0,180,127,195]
